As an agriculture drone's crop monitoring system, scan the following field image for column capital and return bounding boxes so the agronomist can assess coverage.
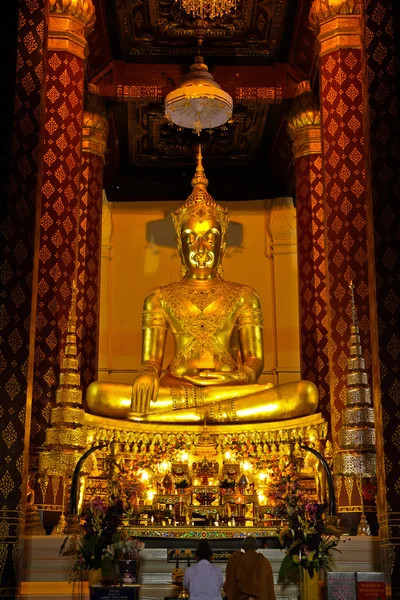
[48,0,95,58]
[310,0,361,56]
[287,82,321,158]
[82,88,109,158]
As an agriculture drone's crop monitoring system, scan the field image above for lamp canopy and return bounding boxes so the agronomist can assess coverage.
[165,55,233,135]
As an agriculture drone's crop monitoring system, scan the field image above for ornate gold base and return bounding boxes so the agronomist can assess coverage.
[123,525,279,539]
[76,412,329,524]
[85,411,327,438]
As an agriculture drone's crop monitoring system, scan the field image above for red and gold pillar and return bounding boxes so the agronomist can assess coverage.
[362,0,400,592]
[287,81,330,423]
[0,1,48,595]
[77,88,108,400]
[30,0,95,508]
[310,0,373,511]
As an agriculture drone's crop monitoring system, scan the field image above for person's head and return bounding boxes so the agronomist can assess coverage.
[242,536,257,552]
[195,540,213,562]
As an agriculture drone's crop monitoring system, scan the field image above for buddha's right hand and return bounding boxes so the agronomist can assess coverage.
[132,371,159,413]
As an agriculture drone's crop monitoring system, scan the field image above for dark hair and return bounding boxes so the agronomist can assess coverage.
[242,536,257,551]
[195,540,213,562]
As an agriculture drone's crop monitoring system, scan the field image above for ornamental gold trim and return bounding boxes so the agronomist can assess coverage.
[309,0,360,29]
[338,428,375,449]
[56,387,82,404]
[342,406,374,426]
[50,406,86,426]
[39,450,94,476]
[337,505,377,513]
[49,0,95,33]
[318,14,362,56]
[48,14,89,59]
[122,526,279,539]
[82,128,107,158]
[59,372,80,386]
[287,82,321,158]
[334,451,376,477]
[85,410,328,436]
[82,91,108,158]
[45,428,87,448]
[290,126,322,159]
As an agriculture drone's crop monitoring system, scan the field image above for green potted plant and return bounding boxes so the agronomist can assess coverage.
[61,496,123,585]
[270,468,339,600]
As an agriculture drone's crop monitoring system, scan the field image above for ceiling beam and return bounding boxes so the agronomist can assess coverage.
[93,61,300,103]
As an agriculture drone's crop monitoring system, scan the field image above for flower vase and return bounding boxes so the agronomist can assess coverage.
[119,559,140,585]
[88,568,102,587]
[299,569,320,600]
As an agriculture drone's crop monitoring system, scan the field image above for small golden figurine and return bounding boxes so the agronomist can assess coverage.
[87,147,318,423]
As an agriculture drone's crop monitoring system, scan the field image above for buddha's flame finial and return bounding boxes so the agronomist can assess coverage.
[172,145,229,242]
[191,144,209,190]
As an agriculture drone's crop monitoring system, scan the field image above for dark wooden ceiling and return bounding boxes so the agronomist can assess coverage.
[87,0,317,201]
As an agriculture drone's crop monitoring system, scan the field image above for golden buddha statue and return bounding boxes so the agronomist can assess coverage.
[87,149,318,424]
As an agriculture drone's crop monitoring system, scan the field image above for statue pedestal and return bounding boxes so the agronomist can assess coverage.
[83,412,328,516]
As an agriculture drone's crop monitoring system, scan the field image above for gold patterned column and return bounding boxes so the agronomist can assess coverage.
[310,0,373,513]
[30,0,95,519]
[77,87,108,400]
[362,1,400,593]
[0,1,48,595]
[287,82,330,424]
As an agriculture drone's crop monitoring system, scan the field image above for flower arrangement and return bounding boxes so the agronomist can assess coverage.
[61,495,145,585]
[113,532,145,560]
[362,480,377,503]
[62,496,124,581]
[269,468,339,581]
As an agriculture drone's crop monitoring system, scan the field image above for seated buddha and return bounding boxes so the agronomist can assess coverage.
[87,149,318,424]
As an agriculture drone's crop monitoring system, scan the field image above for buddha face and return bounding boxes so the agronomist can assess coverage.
[180,218,223,279]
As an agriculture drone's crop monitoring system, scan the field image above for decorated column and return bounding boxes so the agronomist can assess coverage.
[310,0,373,512]
[363,0,400,592]
[287,81,330,422]
[76,88,108,400]
[0,1,48,595]
[31,0,95,506]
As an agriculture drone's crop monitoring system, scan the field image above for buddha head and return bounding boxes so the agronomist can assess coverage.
[172,147,229,280]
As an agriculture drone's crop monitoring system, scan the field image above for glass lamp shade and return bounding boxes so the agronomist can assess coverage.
[165,55,233,134]
[178,0,237,20]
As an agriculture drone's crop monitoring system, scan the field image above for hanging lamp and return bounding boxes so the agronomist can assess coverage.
[164,37,233,135]
[176,0,237,20]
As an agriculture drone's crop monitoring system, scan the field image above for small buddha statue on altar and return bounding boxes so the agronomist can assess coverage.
[87,148,318,424]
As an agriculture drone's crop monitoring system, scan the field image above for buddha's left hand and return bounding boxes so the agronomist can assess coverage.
[183,370,240,386]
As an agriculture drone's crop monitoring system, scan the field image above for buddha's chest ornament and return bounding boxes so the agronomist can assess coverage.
[161,282,243,371]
